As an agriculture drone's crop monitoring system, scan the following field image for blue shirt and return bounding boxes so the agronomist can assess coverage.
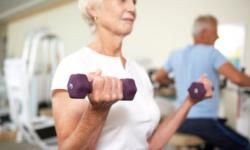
[164,44,227,118]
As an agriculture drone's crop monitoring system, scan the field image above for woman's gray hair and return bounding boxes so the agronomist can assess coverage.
[192,15,218,37]
[78,0,102,26]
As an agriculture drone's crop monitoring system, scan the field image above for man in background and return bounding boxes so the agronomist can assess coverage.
[153,15,250,150]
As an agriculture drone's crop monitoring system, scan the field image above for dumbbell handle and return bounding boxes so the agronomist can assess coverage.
[188,82,207,100]
[67,74,137,100]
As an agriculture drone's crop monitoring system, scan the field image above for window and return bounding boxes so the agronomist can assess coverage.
[215,24,246,70]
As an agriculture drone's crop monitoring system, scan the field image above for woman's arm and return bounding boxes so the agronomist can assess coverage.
[53,73,123,150]
[149,75,212,150]
[148,96,195,150]
[53,91,110,150]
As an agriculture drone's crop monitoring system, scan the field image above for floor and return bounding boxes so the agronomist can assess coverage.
[0,141,41,150]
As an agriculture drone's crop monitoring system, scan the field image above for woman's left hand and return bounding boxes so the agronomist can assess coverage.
[190,74,213,104]
[199,74,213,98]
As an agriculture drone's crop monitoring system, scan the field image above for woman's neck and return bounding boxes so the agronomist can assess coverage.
[88,29,126,67]
[89,30,123,57]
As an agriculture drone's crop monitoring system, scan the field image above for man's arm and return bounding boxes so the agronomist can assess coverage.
[218,62,250,87]
[152,68,172,85]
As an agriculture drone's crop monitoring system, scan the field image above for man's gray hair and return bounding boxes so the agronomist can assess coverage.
[192,15,218,37]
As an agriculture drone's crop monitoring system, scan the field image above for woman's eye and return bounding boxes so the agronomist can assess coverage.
[118,0,136,5]
[133,0,137,5]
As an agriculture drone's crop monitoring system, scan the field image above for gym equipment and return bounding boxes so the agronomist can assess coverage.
[188,82,206,100]
[4,28,63,150]
[67,74,137,100]
[236,68,250,139]
[236,88,250,139]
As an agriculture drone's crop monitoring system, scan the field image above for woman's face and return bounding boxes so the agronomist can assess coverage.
[95,0,137,36]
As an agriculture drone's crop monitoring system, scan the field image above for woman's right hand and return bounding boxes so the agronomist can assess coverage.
[87,70,123,110]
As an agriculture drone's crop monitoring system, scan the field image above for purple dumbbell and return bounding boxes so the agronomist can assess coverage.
[188,82,206,100]
[67,74,137,100]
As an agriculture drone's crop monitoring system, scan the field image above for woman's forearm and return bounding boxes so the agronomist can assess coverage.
[149,97,194,150]
[59,105,110,150]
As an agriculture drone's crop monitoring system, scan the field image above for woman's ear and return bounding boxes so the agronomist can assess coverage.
[87,4,98,21]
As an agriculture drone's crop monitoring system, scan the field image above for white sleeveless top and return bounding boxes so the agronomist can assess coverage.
[51,47,160,150]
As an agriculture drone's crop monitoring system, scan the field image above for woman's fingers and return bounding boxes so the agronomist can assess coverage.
[87,70,102,82]
[88,75,123,109]
[198,74,213,98]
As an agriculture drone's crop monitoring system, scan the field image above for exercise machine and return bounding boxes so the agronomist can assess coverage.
[4,28,64,149]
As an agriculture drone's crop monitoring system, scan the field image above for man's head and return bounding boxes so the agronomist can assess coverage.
[192,15,218,46]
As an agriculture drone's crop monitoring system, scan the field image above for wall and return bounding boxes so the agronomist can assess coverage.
[7,1,91,58]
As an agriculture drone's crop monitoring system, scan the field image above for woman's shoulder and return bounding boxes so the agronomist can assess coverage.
[54,47,92,76]
[51,47,90,90]
[62,47,85,61]
[59,47,89,66]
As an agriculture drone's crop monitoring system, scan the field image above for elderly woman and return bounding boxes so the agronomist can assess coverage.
[51,0,212,149]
